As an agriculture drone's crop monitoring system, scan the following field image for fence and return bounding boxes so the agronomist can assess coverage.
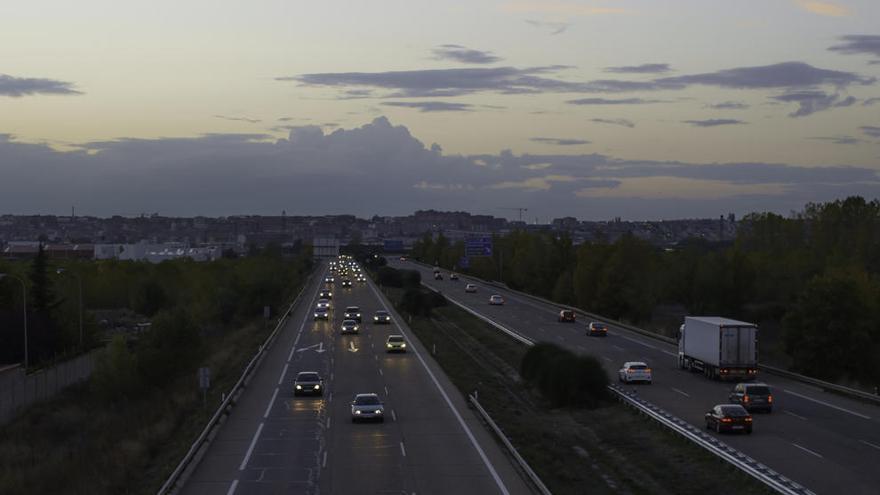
[0,352,97,425]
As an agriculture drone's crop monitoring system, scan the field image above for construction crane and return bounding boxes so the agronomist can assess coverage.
[498,207,528,222]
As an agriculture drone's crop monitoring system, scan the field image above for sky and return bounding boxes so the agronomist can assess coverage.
[1,0,879,221]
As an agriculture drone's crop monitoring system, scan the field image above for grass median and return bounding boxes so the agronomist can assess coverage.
[382,285,773,495]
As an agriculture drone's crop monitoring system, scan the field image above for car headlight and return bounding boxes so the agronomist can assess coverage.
[387,343,392,347]
[296,385,302,390]
[374,317,379,321]
[314,313,319,317]
[354,410,362,414]
[314,385,321,389]
[400,343,406,348]
[356,313,361,317]
[375,410,383,414]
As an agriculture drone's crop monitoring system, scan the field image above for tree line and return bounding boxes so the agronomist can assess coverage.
[411,196,880,387]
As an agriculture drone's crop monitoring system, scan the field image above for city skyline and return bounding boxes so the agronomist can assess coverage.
[2,0,879,219]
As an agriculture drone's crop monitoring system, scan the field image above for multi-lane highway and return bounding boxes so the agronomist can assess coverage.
[395,260,880,495]
[179,262,531,495]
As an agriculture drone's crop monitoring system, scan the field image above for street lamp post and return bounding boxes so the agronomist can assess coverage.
[0,273,28,369]
[56,268,84,349]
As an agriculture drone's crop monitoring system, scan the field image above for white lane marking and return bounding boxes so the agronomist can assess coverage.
[391,409,397,422]
[671,387,690,398]
[375,354,379,361]
[783,389,872,420]
[783,410,807,421]
[400,442,407,457]
[860,440,880,451]
[288,344,296,362]
[379,368,384,376]
[616,333,661,350]
[263,388,279,418]
[239,422,264,470]
[328,392,333,403]
[226,479,239,495]
[367,281,510,495]
[601,357,612,362]
[322,451,327,468]
[791,442,823,459]
[326,416,331,430]
[577,345,587,351]
[277,363,289,385]
[538,327,545,332]
[611,344,624,351]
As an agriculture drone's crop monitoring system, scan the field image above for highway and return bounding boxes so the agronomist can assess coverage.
[394,260,880,495]
[179,263,531,495]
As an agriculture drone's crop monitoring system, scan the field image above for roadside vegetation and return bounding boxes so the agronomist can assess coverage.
[410,196,880,388]
[374,268,771,495]
[0,246,312,494]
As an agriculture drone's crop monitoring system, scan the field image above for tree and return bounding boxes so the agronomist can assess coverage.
[29,244,56,314]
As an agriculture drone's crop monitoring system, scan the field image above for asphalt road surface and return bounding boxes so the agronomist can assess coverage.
[179,264,531,495]
[397,260,880,495]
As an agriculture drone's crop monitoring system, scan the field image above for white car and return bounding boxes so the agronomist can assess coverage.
[351,393,384,422]
[341,319,359,334]
[385,335,407,352]
[619,362,653,384]
[465,283,477,293]
[489,294,505,305]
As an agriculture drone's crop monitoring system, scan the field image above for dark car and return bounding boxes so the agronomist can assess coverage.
[293,371,324,396]
[434,272,443,280]
[729,382,773,413]
[341,279,352,288]
[705,404,753,434]
[319,289,333,299]
[373,310,391,324]
[313,307,329,320]
[588,322,608,336]
[344,306,362,322]
[449,273,459,281]
[558,309,576,322]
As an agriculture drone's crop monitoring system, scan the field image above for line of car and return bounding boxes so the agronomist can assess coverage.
[425,262,772,435]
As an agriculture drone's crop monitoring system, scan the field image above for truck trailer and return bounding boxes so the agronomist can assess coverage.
[678,316,758,381]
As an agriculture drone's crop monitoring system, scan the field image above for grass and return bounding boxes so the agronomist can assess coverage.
[383,287,773,495]
[0,287,305,495]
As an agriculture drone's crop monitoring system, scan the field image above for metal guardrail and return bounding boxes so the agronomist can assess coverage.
[468,394,552,495]
[420,275,816,495]
[410,260,880,405]
[156,270,314,495]
[609,384,815,495]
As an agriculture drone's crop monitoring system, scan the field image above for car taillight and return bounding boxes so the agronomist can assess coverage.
[743,395,750,403]
[744,417,752,422]
[768,395,773,403]
[645,368,652,373]
[721,417,732,423]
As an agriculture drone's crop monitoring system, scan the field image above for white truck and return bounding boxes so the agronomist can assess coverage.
[678,316,758,381]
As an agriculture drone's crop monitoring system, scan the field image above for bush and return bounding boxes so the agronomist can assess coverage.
[400,269,422,289]
[399,288,447,317]
[377,266,403,287]
[520,342,608,408]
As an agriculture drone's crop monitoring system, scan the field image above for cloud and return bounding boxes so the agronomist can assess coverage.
[530,137,590,146]
[795,1,849,17]
[2,117,878,220]
[590,118,635,128]
[683,119,747,127]
[864,97,880,106]
[567,97,664,105]
[0,74,82,97]
[215,115,261,124]
[657,62,872,89]
[525,19,569,35]
[809,136,863,145]
[604,63,672,74]
[707,101,749,110]
[770,90,857,117]
[432,44,501,64]
[862,126,880,138]
[382,101,474,112]
[829,35,880,58]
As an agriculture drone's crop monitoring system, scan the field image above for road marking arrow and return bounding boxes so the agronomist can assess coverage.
[297,342,326,353]
[348,341,359,353]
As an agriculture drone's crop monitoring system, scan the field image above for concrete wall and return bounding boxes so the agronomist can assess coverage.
[0,352,97,425]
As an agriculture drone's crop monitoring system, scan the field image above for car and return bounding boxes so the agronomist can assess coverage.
[588,322,608,337]
[293,371,324,396]
[434,272,443,280]
[344,306,362,322]
[313,307,329,320]
[385,335,407,352]
[728,382,773,413]
[316,298,330,310]
[465,283,477,293]
[399,256,407,261]
[558,309,576,322]
[373,310,391,324]
[341,319,359,334]
[489,294,505,305]
[351,393,384,422]
[319,289,332,299]
[449,273,459,281]
[705,404,752,434]
[341,279,352,288]
[618,362,652,384]
[323,276,334,284]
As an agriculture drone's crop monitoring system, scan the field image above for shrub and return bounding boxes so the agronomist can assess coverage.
[400,269,422,289]
[377,266,403,287]
[399,288,447,317]
[520,342,609,408]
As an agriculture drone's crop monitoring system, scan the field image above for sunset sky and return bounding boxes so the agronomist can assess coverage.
[2,0,879,220]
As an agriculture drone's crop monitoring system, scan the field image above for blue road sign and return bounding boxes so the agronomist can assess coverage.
[383,240,405,252]
[465,237,492,257]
